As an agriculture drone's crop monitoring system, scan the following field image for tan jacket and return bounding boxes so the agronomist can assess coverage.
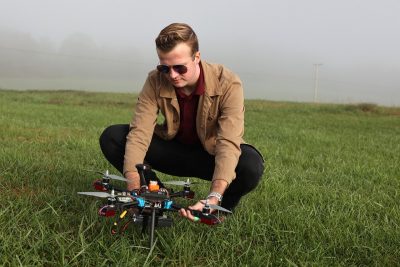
[123,61,244,185]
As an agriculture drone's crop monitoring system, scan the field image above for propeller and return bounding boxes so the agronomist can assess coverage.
[200,200,232,214]
[163,178,197,187]
[107,174,128,182]
[78,192,114,198]
[85,169,127,182]
[207,204,232,214]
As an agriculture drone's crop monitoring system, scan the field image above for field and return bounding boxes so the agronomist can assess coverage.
[0,90,399,266]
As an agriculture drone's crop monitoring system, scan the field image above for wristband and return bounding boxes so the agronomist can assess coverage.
[207,192,223,202]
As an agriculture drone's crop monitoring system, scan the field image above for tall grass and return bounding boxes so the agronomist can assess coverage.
[0,90,399,266]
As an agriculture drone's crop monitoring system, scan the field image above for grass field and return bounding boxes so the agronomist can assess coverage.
[0,89,399,266]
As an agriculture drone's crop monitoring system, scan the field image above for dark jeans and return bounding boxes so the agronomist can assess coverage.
[99,124,264,210]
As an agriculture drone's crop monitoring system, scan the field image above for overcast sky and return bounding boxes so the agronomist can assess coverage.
[1,0,399,106]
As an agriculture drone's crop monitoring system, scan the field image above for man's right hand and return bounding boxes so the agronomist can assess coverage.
[125,171,141,191]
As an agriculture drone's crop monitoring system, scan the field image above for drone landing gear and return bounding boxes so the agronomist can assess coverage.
[140,208,173,249]
[149,208,156,249]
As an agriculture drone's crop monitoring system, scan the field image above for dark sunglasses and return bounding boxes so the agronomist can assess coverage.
[156,64,188,74]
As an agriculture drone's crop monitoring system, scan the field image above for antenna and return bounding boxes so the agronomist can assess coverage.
[135,164,150,186]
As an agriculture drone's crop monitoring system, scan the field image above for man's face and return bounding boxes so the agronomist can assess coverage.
[157,42,200,88]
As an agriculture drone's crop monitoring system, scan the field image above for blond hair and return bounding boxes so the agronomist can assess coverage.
[155,23,199,55]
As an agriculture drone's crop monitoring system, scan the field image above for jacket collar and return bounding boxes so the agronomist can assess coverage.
[159,74,176,98]
[202,61,222,96]
[158,60,222,98]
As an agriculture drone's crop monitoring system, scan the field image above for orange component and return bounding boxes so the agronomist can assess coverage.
[149,181,160,192]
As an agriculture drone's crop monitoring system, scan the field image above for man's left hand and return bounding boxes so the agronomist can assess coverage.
[179,196,220,222]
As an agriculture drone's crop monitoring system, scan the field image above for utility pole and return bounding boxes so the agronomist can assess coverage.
[313,63,323,103]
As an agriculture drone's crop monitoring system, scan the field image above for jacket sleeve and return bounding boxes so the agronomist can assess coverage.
[123,76,159,175]
[213,75,244,184]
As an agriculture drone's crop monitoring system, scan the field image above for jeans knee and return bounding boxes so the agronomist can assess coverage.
[99,124,129,149]
[99,125,113,148]
[236,151,264,191]
[243,163,263,190]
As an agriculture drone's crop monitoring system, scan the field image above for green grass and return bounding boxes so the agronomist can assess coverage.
[0,89,399,266]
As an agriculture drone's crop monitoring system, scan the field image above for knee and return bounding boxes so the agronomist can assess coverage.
[236,146,265,191]
[99,124,129,150]
[99,125,113,149]
[238,162,264,191]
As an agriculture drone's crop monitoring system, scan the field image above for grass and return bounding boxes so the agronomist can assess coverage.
[0,89,399,266]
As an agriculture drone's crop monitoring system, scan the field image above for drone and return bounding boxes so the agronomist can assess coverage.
[78,164,231,248]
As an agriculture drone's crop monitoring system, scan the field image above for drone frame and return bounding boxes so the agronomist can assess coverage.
[79,164,230,249]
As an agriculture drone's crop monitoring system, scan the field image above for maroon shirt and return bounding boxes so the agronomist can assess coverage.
[174,63,205,144]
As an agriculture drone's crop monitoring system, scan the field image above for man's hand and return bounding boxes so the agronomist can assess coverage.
[125,171,141,191]
[179,197,220,222]
[179,179,228,223]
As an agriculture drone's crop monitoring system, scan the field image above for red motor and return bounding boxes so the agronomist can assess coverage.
[98,205,116,217]
[200,216,220,225]
[93,179,107,191]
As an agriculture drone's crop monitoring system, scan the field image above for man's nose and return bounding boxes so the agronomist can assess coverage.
[169,68,179,79]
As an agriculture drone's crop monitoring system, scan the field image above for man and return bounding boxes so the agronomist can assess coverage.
[99,23,264,222]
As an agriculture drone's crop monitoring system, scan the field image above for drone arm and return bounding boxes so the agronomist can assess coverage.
[171,203,183,210]
[170,204,220,225]
[109,185,128,193]
[169,191,184,198]
[169,190,195,199]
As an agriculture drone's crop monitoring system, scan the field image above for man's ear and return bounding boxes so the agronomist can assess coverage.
[194,51,201,63]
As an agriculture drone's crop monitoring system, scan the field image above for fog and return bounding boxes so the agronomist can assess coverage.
[1,0,399,106]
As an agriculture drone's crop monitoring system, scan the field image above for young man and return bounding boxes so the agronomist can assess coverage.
[99,23,264,222]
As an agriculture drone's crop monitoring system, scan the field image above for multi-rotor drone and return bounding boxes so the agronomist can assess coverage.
[78,164,231,248]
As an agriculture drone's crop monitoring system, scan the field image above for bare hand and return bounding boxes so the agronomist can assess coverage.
[179,197,220,222]
[125,172,140,191]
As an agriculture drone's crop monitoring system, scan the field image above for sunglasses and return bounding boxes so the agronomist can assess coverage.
[156,64,188,75]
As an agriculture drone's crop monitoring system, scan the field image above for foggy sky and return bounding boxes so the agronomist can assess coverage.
[0,0,399,106]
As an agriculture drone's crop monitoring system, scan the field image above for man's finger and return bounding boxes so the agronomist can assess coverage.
[180,208,198,222]
[185,210,196,221]
[179,208,187,217]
